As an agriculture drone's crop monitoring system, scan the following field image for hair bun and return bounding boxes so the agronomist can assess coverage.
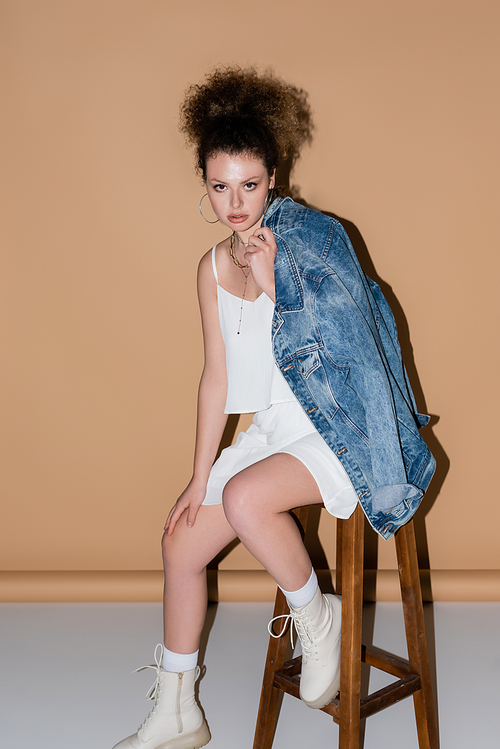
[179,66,313,179]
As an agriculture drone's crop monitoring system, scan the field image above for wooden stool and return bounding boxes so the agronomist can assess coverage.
[253,504,438,749]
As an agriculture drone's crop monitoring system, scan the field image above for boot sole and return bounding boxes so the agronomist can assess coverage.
[301,682,340,710]
[157,720,211,749]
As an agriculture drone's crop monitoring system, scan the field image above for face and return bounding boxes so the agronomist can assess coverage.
[205,152,275,237]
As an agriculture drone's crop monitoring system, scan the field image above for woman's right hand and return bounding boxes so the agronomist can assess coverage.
[164,479,207,536]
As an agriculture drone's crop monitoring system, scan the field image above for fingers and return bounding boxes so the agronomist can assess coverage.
[248,232,266,244]
[247,228,273,249]
[186,503,200,528]
[165,499,202,535]
[164,502,186,535]
[244,230,276,266]
[252,226,274,243]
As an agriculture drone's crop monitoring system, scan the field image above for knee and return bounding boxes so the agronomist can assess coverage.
[222,474,253,532]
[161,525,207,577]
[161,528,186,571]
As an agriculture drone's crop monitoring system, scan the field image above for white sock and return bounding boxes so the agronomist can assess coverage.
[279,568,318,609]
[162,646,199,673]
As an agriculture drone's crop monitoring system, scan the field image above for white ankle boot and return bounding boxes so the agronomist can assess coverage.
[112,645,211,749]
[269,588,342,709]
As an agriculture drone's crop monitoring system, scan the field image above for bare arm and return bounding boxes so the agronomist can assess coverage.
[165,248,229,534]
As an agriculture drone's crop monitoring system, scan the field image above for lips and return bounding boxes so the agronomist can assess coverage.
[227,214,249,224]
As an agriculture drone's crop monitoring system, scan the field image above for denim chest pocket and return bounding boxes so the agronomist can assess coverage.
[295,349,339,420]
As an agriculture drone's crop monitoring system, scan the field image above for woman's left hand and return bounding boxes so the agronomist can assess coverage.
[244,226,277,302]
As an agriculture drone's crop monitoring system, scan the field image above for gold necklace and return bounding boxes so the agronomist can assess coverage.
[229,232,250,269]
[236,268,250,335]
[229,232,250,335]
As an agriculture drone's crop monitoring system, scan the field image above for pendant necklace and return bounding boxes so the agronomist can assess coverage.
[229,232,250,335]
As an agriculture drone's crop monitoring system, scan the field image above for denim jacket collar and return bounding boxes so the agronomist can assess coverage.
[263,198,304,312]
[262,195,287,223]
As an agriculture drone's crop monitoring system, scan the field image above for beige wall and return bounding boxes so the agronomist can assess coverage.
[1,0,499,600]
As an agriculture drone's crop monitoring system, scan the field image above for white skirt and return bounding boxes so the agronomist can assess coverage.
[202,400,358,519]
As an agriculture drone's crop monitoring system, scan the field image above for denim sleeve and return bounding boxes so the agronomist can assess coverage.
[313,271,411,491]
[320,220,423,425]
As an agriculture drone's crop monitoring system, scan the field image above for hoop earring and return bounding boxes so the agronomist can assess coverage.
[199,193,219,224]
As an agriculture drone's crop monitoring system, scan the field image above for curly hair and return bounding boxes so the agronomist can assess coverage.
[179,66,313,180]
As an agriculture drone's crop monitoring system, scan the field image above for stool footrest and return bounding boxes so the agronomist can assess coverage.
[363,644,412,678]
[281,645,412,681]
[359,673,422,719]
[274,650,421,723]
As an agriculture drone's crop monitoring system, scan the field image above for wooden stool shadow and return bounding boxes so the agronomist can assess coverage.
[253,504,438,749]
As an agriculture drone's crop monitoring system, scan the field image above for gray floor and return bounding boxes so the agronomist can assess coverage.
[0,601,498,748]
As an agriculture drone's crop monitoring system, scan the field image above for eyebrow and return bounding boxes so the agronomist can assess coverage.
[208,175,262,184]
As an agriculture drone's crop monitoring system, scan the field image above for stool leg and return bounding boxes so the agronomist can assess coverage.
[253,587,290,749]
[395,521,439,749]
[338,504,364,749]
[336,515,343,595]
[253,506,311,749]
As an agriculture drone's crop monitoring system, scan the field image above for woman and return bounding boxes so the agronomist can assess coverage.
[113,67,435,749]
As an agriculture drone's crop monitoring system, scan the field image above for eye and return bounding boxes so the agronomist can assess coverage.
[213,184,226,192]
[244,182,257,190]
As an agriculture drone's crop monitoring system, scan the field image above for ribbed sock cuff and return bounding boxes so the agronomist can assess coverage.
[279,568,318,609]
[162,646,199,673]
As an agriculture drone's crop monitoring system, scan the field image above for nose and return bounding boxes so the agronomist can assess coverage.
[230,189,243,210]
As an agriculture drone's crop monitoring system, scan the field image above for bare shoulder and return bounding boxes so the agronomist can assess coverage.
[197,246,218,303]
[198,239,230,287]
[197,245,224,341]
[198,244,218,278]
[198,247,213,274]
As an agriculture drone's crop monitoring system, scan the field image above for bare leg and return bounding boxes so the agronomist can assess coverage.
[223,453,344,711]
[162,453,321,655]
[222,453,322,592]
[161,503,237,654]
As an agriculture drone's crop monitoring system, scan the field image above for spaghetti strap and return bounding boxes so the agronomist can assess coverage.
[211,245,218,284]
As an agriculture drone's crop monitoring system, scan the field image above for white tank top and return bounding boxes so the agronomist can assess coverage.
[212,246,294,414]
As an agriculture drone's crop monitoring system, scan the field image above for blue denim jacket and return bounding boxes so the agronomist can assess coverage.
[262,197,436,539]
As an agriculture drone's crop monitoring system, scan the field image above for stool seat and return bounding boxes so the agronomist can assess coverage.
[253,504,438,749]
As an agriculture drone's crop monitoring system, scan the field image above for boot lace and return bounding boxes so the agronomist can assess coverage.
[132,643,164,730]
[268,611,318,662]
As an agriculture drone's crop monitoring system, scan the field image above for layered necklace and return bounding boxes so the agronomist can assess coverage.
[229,231,250,335]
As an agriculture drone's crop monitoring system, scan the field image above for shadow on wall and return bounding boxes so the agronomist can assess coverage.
[315,206,449,581]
